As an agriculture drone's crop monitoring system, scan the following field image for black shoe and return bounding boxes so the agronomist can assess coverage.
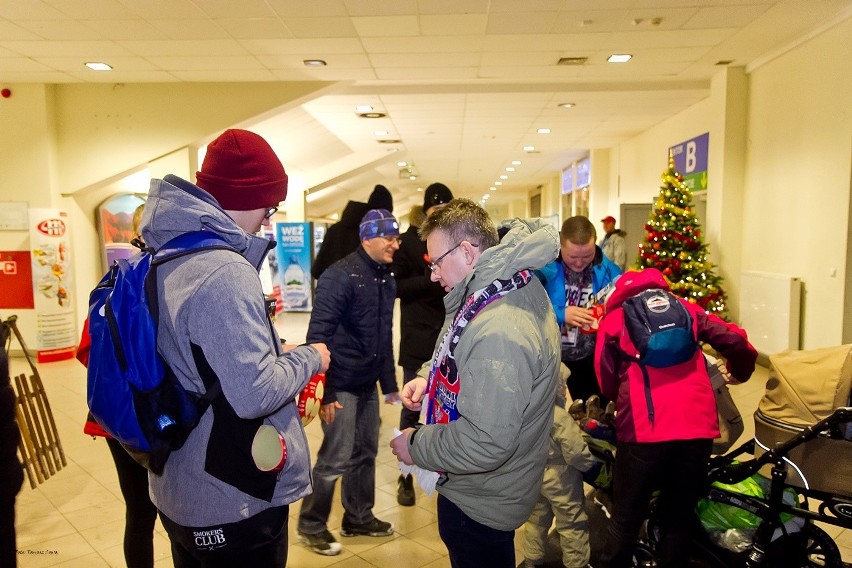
[340,517,394,537]
[397,473,415,506]
[297,529,341,556]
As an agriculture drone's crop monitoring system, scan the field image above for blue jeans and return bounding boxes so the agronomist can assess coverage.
[437,494,515,568]
[298,386,380,533]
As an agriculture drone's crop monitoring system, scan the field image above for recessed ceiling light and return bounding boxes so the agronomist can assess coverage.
[495,181,503,186]
[85,62,112,71]
[537,128,551,134]
[397,161,407,167]
[490,186,497,191]
[374,130,388,136]
[506,167,515,172]
[558,102,576,109]
[523,146,535,152]
[607,54,632,63]
[500,175,508,180]
[512,160,521,165]
[377,139,401,144]
[416,187,424,192]
[358,111,387,118]
[303,59,327,67]
[409,175,417,180]
[482,194,490,200]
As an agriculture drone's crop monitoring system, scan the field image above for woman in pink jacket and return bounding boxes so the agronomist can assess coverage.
[594,268,757,567]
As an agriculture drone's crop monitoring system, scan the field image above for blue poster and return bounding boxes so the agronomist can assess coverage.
[669,133,709,191]
[273,222,313,312]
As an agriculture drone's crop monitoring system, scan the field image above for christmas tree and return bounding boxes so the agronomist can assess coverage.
[635,151,727,315]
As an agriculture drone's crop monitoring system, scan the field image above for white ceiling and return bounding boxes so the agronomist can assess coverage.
[2,0,850,219]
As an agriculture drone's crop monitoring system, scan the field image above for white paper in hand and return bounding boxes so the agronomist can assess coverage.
[393,428,440,496]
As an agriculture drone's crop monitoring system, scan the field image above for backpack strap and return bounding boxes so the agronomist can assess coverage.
[638,360,655,425]
[144,231,238,403]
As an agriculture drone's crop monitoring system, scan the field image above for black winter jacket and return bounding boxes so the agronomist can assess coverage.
[307,247,398,403]
[391,225,446,370]
[311,201,370,279]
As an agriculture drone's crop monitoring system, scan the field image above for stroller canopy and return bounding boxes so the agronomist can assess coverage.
[760,344,852,426]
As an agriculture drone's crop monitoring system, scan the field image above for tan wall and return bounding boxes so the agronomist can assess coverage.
[740,18,852,349]
[0,81,331,345]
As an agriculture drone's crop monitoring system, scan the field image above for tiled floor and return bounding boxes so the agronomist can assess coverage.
[10,310,852,567]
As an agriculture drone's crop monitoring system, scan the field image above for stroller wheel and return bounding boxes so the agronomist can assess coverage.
[632,540,656,567]
[766,523,843,567]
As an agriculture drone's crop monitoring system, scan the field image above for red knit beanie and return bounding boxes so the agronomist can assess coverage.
[195,129,288,211]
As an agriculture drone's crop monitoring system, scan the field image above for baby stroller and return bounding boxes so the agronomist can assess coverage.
[641,344,852,568]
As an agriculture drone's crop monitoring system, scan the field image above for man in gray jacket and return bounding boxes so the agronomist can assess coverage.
[391,199,561,568]
[140,129,330,567]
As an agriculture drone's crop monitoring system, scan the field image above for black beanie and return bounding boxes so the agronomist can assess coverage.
[367,184,393,212]
[423,182,453,213]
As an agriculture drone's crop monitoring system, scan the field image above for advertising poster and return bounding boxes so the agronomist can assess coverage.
[28,209,76,362]
[97,193,147,273]
[273,222,312,313]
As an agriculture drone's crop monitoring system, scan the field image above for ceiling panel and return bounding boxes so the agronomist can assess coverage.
[0,0,848,219]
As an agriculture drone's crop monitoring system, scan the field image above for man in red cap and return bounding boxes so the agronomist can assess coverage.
[599,215,626,271]
[139,128,330,567]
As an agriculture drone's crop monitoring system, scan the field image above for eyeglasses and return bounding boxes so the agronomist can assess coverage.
[263,206,278,219]
[429,241,480,273]
[381,236,402,246]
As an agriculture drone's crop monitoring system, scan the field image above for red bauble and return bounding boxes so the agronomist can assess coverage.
[653,243,661,250]
[663,267,673,276]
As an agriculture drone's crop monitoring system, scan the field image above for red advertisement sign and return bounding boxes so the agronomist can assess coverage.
[0,251,35,309]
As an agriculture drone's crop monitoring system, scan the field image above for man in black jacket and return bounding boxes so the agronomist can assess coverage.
[311,185,393,279]
[390,182,453,506]
[297,208,401,556]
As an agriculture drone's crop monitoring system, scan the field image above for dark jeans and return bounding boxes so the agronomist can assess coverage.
[298,387,380,533]
[399,367,422,430]
[106,437,157,568]
[600,438,712,568]
[564,355,607,405]
[160,505,289,568]
[437,494,515,568]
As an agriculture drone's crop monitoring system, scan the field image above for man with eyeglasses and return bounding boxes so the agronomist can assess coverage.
[297,208,401,556]
[390,199,561,568]
[390,182,453,507]
[139,129,330,567]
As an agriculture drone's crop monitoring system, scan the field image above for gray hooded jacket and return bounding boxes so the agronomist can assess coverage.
[410,218,562,531]
[141,175,322,527]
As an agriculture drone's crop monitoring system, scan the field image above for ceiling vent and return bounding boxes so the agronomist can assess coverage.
[377,139,401,144]
[557,57,588,66]
[715,60,734,66]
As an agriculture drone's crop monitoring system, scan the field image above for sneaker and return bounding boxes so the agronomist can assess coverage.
[340,517,394,537]
[397,473,415,506]
[298,529,341,556]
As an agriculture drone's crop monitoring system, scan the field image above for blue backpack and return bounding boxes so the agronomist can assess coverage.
[621,289,699,424]
[86,231,234,474]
